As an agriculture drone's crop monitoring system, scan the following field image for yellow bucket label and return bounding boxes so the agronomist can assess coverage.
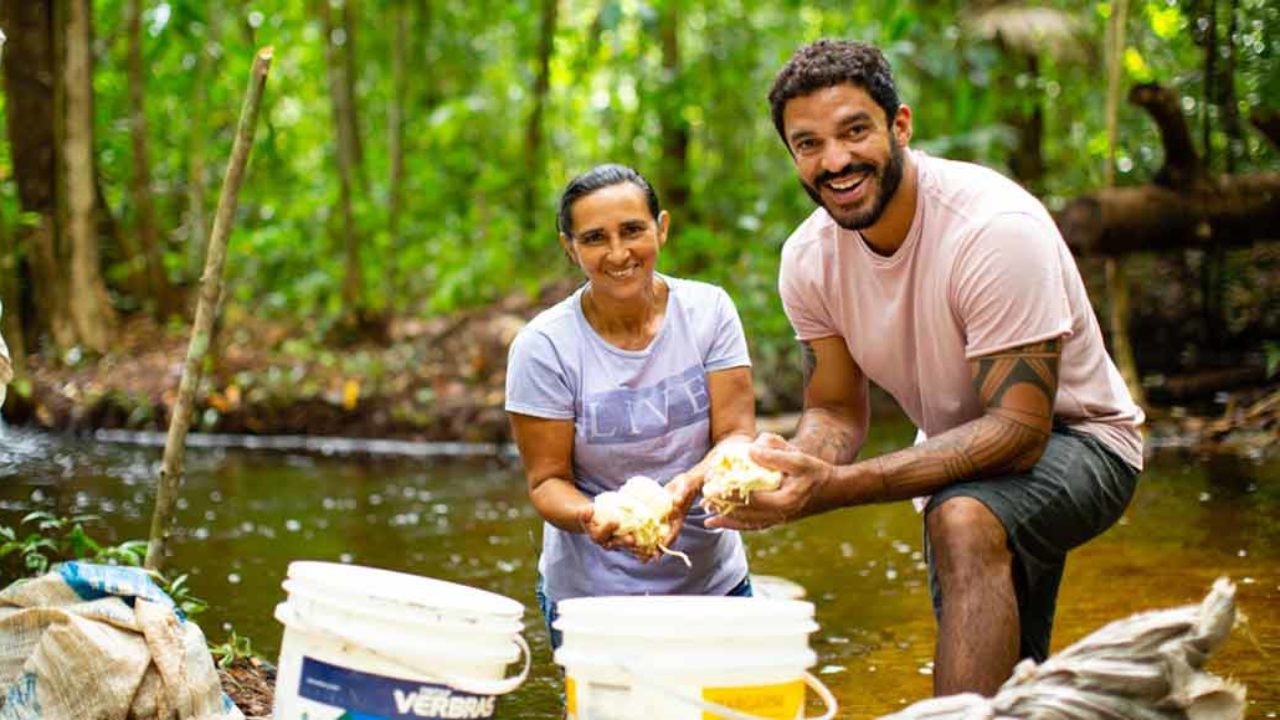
[702,679,805,719]
[565,676,578,718]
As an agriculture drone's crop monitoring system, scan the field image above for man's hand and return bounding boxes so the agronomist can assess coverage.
[703,433,835,531]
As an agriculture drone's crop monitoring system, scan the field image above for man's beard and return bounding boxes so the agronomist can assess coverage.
[801,136,904,231]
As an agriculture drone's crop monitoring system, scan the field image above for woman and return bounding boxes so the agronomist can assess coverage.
[505,164,756,650]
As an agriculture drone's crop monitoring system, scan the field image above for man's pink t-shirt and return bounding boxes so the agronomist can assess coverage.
[779,150,1144,471]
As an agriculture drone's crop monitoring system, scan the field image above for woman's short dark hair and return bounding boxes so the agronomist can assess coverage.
[557,164,662,236]
[768,40,900,145]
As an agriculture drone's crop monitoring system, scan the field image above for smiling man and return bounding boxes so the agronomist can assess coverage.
[705,40,1145,696]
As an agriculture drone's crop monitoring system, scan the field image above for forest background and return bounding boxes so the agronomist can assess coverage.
[0,0,1277,440]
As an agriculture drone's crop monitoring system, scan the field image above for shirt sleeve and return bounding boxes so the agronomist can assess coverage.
[779,240,839,341]
[504,327,576,419]
[952,212,1073,359]
[704,287,751,372]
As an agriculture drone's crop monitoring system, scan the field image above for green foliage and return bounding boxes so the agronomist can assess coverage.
[2,0,1277,381]
[0,512,135,576]
[0,512,206,619]
[209,628,259,670]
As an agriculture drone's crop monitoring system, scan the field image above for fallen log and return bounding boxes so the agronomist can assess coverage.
[1054,81,1280,257]
[1144,366,1268,403]
[1055,172,1280,256]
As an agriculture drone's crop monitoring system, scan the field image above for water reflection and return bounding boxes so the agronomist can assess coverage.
[1,423,1276,717]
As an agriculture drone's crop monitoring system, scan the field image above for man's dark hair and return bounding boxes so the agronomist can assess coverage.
[768,40,900,144]
[557,164,662,236]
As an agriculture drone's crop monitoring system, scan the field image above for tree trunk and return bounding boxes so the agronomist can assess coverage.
[1252,109,1280,151]
[1195,0,1218,170]
[0,0,74,350]
[1007,54,1045,193]
[387,0,408,287]
[318,0,363,314]
[146,47,273,572]
[1218,0,1245,171]
[0,205,26,381]
[658,0,690,219]
[415,0,437,110]
[340,0,364,185]
[522,0,556,231]
[127,0,173,312]
[63,0,115,352]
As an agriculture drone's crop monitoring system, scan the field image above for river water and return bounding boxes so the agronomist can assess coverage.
[1,421,1276,717]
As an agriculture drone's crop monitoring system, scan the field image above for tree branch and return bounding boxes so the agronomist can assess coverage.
[1128,82,1206,190]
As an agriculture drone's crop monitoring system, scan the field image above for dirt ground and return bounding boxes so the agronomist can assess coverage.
[4,277,1276,451]
[220,658,275,719]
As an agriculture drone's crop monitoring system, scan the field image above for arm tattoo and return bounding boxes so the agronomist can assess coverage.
[971,339,1060,421]
[794,408,858,464]
[863,339,1061,500]
[800,340,816,390]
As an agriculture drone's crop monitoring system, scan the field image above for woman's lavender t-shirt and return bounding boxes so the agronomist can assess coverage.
[505,275,751,603]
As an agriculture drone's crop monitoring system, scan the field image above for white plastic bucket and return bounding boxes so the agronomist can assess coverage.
[554,596,837,720]
[271,561,530,720]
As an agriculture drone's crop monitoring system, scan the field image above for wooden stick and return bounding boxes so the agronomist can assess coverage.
[145,47,273,572]
[1100,0,1145,408]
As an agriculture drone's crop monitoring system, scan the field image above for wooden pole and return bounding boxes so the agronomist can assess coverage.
[1101,0,1145,408]
[145,47,273,571]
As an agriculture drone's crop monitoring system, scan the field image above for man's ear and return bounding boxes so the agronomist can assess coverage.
[893,104,913,147]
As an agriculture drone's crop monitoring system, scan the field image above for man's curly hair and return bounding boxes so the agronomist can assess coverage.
[768,40,900,145]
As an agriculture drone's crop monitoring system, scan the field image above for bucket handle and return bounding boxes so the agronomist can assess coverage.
[624,665,838,720]
[277,602,532,696]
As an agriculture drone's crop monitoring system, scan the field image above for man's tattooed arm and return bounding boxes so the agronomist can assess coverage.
[790,338,868,465]
[836,338,1061,504]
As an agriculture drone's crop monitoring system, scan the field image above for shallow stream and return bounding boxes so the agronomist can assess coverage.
[1,421,1275,717]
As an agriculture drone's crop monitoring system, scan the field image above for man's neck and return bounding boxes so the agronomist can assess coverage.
[858,152,919,256]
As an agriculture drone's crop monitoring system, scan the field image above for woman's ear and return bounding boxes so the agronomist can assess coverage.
[559,232,577,265]
[656,210,670,248]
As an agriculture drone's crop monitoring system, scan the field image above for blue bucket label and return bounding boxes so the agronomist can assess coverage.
[294,656,498,719]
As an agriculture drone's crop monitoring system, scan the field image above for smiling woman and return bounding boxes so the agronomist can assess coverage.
[504,163,760,653]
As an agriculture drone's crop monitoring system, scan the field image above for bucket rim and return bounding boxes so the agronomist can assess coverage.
[553,645,818,672]
[284,561,524,618]
[555,595,815,620]
[282,579,526,635]
[275,602,523,664]
[552,617,819,638]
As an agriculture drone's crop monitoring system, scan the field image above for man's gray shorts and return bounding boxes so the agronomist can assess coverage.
[923,427,1139,662]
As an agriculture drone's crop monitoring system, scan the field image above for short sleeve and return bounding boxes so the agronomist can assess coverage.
[704,288,751,371]
[952,212,1073,359]
[504,328,576,419]
[779,243,838,341]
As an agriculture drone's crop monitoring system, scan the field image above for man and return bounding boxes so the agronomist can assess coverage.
[704,40,1144,696]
